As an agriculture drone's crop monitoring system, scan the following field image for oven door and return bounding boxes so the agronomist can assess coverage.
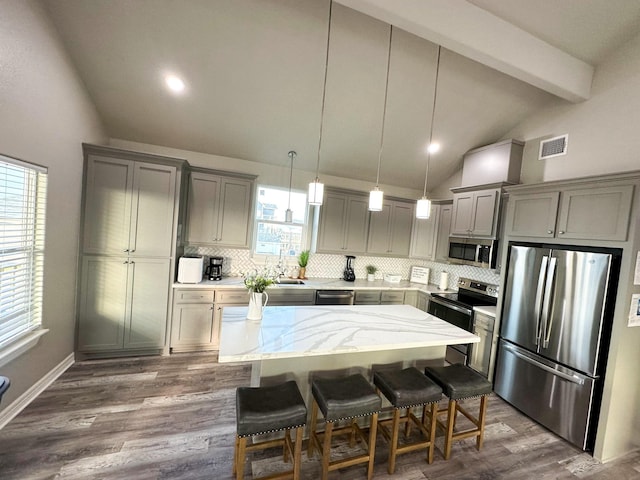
[427,296,473,364]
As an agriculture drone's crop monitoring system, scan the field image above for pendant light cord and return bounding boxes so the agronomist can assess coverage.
[287,151,295,210]
[375,26,393,188]
[315,0,333,181]
[422,45,441,198]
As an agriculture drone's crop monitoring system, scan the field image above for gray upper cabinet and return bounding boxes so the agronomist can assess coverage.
[410,203,441,260]
[450,188,500,238]
[506,183,634,241]
[367,199,414,256]
[186,171,253,248]
[83,155,177,256]
[434,202,453,261]
[317,190,370,254]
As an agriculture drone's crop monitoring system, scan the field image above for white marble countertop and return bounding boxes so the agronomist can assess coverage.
[473,305,497,317]
[218,304,478,363]
[174,277,449,294]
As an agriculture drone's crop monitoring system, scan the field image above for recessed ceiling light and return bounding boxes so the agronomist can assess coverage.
[165,75,185,93]
[427,142,440,154]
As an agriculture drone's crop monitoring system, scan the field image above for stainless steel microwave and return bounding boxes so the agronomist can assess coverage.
[448,237,498,269]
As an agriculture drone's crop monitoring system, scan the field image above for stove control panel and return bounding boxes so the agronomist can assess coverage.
[458,277,499,298]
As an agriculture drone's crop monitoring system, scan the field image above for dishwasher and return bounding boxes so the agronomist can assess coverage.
[315,290,355,305]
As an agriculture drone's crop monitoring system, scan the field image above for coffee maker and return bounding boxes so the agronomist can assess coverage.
[205,257,224,281]
[343,255,356,282]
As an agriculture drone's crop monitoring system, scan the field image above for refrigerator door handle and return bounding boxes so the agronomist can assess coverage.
[541,257,557,349]
[503,343,585,385]
[534,256,549,346]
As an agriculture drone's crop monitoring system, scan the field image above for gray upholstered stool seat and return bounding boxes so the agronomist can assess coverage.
[234,380,307,480]
[424,363,492,460]
[373,367,442,473]
[308,374,381,480]
[0,376,10,403]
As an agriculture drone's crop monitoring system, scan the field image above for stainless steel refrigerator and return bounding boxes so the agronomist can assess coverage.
[494,243,620,451]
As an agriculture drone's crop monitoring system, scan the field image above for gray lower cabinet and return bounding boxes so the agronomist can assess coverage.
[505,183,634,241]
[78,256,170,352]
[403,290,418,307]
[416,291,429,312]
[354,290,405,305]
[354,290,381,305]
[381,291,405,304]
[170,290,216,352]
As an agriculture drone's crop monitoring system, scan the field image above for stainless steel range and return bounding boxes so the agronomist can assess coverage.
[428,277,498,375]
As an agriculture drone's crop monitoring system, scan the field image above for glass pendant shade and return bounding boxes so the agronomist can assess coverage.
[308,179,324,206]
[369,187,384,211]
[416,197,432,219]
[285,208,293,223]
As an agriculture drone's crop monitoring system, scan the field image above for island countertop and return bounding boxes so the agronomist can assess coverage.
[218,304,479,363]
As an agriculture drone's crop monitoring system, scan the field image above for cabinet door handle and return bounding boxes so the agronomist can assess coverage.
[547,230,553,234]
[123,260,129,264]
[559,231,565,235]
[123,249,129,253]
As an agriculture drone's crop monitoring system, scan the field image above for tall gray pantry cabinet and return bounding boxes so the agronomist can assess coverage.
[77,145,186,356]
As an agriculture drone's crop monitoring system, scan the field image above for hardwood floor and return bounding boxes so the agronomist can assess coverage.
[0,352,639,479]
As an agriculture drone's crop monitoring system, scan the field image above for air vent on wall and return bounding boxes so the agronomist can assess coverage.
[539,134,568,160]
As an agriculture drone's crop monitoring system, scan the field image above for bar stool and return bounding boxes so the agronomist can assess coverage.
[234,380,307,480]
[373,367,442,474]
[424,363,492,460]
[308,373,381,480]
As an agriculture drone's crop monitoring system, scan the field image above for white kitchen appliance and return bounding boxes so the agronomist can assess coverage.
[177,256,204,283]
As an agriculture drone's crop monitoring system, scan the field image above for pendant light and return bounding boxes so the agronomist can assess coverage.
[308,0,334,206]
[416,45,442,219]
[285,151,295,223]
[369,26,393,212]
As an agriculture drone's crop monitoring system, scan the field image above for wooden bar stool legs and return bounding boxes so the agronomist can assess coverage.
[373,367,442,474]
[308,374,381,480]
[425,363,492,460]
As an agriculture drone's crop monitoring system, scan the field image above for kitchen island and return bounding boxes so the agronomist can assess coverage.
[219,304,479,404]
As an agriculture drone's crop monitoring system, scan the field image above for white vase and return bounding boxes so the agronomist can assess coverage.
[247,291,269,320]
[367,273,375,281]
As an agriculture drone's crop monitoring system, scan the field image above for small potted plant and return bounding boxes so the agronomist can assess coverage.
[366,265,377,281]
[298,250,310,279]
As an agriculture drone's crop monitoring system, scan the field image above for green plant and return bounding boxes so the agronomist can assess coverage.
[366,265,377,274]
[241,267,277,293]
[298,250,310,268]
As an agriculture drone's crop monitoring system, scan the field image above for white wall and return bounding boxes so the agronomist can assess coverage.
[0,1,105,411]
[505,30,640,183]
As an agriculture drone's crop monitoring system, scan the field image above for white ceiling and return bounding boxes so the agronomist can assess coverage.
[41,0,640,193]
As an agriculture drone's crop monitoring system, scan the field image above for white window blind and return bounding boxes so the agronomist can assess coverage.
[0,154,47,349]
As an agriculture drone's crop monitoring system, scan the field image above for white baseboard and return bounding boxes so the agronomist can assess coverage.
[0,352,75,429]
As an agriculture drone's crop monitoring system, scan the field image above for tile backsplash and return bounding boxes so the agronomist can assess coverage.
[184,246,501,289]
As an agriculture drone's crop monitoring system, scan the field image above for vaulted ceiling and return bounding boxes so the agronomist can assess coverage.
[42,0,640,192]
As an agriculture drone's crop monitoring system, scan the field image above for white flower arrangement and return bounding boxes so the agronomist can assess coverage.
[241,266,278,293]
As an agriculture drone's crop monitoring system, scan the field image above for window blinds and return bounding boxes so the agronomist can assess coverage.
[0,154,47,348]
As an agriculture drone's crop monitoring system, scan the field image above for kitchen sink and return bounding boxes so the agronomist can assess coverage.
[276,278,305,285]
